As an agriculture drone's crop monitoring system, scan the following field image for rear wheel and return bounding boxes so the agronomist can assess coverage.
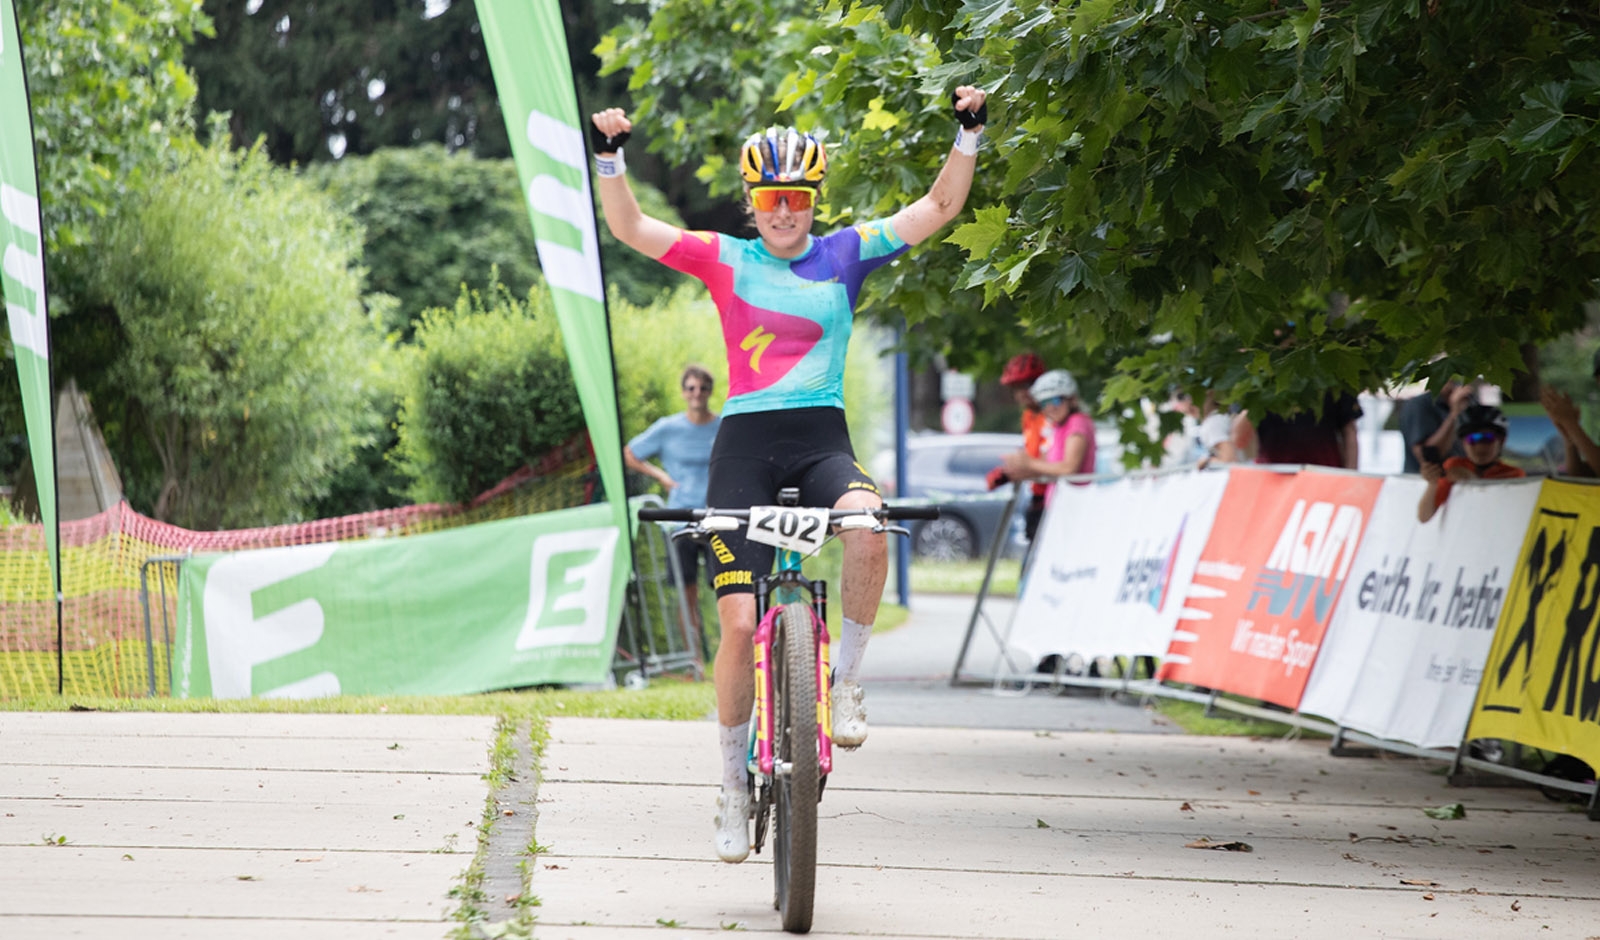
[773,601,818,933]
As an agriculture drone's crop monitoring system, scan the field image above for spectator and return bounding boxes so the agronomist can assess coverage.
[1194,391,1240,469]
[1234,391,1363,469]
[1397,379,1474,473]
[625,365,723,640]
[1001,369,1096,505]
[1417,404,1525,523]
[1540,351,1600,477]
[986,352,1051,543]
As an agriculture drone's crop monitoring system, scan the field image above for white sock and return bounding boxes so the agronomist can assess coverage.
[719,722,750,792]
[833,617,872,683]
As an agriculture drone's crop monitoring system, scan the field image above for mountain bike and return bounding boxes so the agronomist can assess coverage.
[640,490,936,934]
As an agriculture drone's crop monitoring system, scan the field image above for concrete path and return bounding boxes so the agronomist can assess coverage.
[3,592,1598,939]
[531,718,1600,939]
[0,712,492,940]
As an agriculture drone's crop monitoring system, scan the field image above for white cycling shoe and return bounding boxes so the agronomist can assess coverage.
[714,785,751,863]
[831,677,868,749]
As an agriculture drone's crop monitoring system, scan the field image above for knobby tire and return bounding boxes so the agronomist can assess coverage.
[774,601,818,933]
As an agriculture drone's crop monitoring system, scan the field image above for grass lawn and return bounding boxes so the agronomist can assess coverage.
[908,557,1022,596]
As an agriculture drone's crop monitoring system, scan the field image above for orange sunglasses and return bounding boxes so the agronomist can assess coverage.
[749,186,815,212]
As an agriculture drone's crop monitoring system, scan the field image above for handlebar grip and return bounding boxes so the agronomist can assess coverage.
[885,505,941,520]
[637,508,700,522]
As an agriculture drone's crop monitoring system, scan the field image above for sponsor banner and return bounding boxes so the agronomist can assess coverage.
[476,0,629,542]
[1159,467,1383,708]
[1008,470,1227,665]
[1467,479,1600,772]
[0,1,57,582]
[1299,476,1541,747]
[172,503,634,698]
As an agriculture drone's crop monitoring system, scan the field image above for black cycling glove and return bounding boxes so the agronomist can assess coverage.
[589,123,631,155]
[952,92,988,129]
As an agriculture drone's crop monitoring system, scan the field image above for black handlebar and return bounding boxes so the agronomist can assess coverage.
[638,503,940,523]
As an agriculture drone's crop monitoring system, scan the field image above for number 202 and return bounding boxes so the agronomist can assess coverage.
[756,508,821,541]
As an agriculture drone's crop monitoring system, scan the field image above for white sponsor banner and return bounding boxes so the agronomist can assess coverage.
[1007,470,1228,666]
[1299,475,1541,747]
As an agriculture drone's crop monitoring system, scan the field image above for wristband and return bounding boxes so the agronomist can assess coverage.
[594,148,626,178]
[954,128,981,156]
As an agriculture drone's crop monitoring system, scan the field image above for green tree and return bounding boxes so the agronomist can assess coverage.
[18,0,211,265]
[3,0,213,491]
[600,0,1600,422]
[393,282,585,504]
[308,144,685,334]
[79,138,391,529]
[189,0,507,165]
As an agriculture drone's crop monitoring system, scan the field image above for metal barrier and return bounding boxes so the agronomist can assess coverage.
[617,496,706,685]
[137,554,188,697]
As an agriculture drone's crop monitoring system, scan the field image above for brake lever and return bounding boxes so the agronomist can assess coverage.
[878,524,911,538]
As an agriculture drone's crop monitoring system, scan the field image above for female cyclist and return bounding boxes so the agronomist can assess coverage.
[591,85,988,863]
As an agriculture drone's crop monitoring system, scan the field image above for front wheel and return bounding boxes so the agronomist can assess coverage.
[913,515,977,561]
[773,601,818,933]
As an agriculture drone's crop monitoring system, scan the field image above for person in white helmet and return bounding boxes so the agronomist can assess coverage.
[1000,369,1096,504]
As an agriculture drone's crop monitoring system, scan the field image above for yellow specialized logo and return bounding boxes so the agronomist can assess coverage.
[709,534,735,565]
[740,326,776,373]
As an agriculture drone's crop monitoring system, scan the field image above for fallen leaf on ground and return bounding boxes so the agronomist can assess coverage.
[1185,838,1253,852]
[1422,893,1435,901]
[1179,802,1194,812]
[1401,878,1440,887]
[1247,789,1261,796]
[1423,802,1466,820]
[1035,819,1050,828]
[294,856,323,863]
[1511,900,1521,912]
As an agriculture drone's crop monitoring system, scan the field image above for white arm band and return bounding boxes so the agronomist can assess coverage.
[594,148,626,178]
[954,128,981,156]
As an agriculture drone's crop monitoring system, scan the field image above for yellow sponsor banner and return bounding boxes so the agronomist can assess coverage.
[1467,479,1600,772]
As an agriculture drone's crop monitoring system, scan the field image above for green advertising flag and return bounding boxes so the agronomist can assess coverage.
[0,2,59,608]
[172,502,638,697]
[476,0,628,539]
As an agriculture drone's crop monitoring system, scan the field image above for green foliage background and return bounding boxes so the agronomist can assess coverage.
[80,138,390,529]
[393,283,583,504]
[599,0,1600,426]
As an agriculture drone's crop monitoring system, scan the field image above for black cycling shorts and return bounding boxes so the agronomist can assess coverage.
[704,407,880,597]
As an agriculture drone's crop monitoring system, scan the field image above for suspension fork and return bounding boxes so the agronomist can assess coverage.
[813,578,833,775]
[752,601,779,776]
[752,552,834,776]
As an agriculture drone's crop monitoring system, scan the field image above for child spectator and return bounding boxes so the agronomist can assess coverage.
[1417,404,1525,523]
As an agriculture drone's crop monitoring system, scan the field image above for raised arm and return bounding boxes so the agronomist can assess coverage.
[1542,386,1600,475]
[888,86,988,248]
[590,108,682,260]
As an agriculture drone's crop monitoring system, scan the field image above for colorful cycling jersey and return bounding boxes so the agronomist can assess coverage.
[657,220,908,417]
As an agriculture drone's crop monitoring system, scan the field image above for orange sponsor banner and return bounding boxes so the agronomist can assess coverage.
[1159,467,1384,708]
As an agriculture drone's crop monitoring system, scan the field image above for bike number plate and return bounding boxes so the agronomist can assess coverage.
[745,506,829,557]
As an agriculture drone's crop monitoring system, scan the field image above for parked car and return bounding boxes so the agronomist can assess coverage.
[876,433,1028,561]
[1500,403,1565,475]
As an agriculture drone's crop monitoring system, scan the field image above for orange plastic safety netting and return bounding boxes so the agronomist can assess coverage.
[0,435,597,698]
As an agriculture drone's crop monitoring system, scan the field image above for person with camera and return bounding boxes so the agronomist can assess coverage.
[1417,404,1525,523]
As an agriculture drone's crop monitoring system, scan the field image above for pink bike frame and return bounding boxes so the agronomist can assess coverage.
[752,601,833,777]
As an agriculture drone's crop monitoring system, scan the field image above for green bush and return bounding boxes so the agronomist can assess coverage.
[393,282,585,504]
[82,136,390,529]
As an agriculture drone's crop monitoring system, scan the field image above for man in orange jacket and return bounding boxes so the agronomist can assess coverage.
[987,352,1051,543]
